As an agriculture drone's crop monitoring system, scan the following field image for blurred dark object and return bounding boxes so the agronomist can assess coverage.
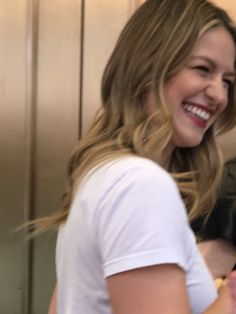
[191,157,236,246]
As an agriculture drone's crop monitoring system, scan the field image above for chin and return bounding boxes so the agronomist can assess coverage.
[173,134,204,148]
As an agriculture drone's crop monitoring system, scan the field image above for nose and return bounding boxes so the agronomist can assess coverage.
[205,77,228,109]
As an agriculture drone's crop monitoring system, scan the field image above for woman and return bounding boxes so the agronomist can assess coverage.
[41,0,236,313]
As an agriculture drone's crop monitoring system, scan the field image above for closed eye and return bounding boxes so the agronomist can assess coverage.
[223,78,234,89]
[195,65,210,73]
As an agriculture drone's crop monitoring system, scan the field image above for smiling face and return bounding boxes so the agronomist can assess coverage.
[163,26,235,148]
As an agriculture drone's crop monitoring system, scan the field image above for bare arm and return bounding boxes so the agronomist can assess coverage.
[49,266,236,313]
[229,271,236,313]
[204,271,236,314]
[48,285,57,314]
[107,264,236,314]
[107,264,191,314]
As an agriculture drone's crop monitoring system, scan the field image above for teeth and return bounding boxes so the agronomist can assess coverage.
[183,104,210,121]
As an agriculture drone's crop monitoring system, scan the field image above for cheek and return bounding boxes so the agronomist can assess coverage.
[211,103,228,128]
[218,98,229,116]
[163,81,180,106]
[164,74,193,105]
[163,82,186,111]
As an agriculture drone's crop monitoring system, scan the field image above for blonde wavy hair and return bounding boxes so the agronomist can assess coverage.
[33,0,236,233]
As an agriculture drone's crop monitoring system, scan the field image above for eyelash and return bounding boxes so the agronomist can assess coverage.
[194,66,233,89]
[223,79,233,89]
[195,65,209,73]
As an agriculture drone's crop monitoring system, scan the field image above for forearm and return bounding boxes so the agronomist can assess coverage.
[48,286,57,314]
[203,280,232,314]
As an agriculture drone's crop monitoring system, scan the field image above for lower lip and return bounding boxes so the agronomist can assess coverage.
[185,111,207,129]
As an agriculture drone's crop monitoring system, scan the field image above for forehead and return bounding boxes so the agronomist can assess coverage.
[190,27,236,71]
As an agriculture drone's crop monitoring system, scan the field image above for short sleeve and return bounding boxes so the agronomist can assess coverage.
[94,165,191,278]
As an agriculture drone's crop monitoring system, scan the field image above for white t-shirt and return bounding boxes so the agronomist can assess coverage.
[56,156,217,314]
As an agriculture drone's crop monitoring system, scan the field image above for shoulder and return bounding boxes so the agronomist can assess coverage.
[93,158,191,278]
[92,156,185,219]
[92,155,176,190]
[74,155,184,219]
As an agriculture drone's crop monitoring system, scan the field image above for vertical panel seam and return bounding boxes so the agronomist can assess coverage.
[78,0,85,139]
[23,0,39,312]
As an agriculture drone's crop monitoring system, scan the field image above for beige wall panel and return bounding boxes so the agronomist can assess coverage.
[82,0,139,134]
[211,0,236,161]
[0,0,27,313]
[212,0,236,20]
[4,0,236,312]
[31,0,81,313]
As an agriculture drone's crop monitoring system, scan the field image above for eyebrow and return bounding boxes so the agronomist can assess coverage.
[190,56,236,77]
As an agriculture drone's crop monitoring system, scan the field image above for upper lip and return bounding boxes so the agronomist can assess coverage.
[183,102,216,114]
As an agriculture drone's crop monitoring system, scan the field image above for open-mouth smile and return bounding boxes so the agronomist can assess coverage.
[183,102,214,128]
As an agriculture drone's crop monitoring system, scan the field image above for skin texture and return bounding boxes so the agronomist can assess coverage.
[49,28,236,314]
[48,271,236,314]
[106,269,236,314]
[229,272,236,313]
[104,28,236,314]
[147,27,235,149]
[198,239,236,280]
[48,287,57,314]
[107,264,191,314]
